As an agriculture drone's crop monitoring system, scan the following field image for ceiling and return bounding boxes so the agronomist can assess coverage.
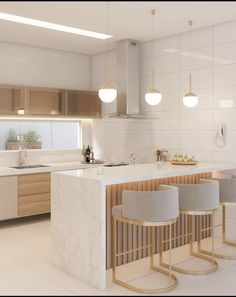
[0,1,236,55]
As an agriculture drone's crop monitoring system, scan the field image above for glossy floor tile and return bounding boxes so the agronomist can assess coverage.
[0,215,236,295]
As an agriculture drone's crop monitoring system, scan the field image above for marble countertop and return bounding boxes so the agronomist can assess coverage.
[0,161,100,176]
[53,162,236,185]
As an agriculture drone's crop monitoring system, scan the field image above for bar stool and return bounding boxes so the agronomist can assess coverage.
[199,177,236,260]
[112,185,179,294]
[160,179,219,275]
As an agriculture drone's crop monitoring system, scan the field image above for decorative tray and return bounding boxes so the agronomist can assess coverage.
[171,160,198,165]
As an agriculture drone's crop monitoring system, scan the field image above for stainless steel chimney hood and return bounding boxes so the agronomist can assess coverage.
[103,39,161,119]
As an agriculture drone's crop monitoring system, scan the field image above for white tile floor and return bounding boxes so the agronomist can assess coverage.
[0,215,236,295]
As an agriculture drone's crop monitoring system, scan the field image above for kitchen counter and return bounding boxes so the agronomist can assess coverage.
[51,162,235,291]
[55,162,235,185]
[0,161,100,176]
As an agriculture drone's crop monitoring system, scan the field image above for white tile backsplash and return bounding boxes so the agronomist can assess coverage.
[180,47,213,71]
[214,64,236,88]
[180,110,213,130]
[214,41,236,66]
[180,68,213,90]
[180,130,213,151]
[214,20,236,45]
[180,26,213,51]
[90,19,236,165]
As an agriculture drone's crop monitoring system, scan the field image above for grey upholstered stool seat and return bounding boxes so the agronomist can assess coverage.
[112,185,179,294]
[160,179,219,275]
[112,185,179,222]
[199,177,236,260]
[215,177,236,204]
[174,179,219,212]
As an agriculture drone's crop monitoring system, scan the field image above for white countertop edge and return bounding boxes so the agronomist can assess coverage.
[52,162,236,185]
[0,161,100,176]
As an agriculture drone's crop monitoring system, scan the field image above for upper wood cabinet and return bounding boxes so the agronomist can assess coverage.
[0,85,25,115]
[26,87,65,116]
[0,84,101,118]
[66,90,101,117]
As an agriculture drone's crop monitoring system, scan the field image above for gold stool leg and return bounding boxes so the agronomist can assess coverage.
[160,213,218,275]
[149,226,154,269]
[112,219,177,294]
[211,212,215,266]
[159,225,163,265]
[222,205,236,247]
[112,216,117,282]
[223,205,226,243]
[169,223,172,285]
[189,215,194,255]
[199,206,236,259]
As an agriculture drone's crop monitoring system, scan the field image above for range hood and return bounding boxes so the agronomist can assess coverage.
[103,39,161,119]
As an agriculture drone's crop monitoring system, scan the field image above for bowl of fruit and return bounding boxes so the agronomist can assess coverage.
[171,153,198,165]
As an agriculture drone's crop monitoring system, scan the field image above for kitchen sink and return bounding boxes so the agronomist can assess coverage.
[10,165,50,169]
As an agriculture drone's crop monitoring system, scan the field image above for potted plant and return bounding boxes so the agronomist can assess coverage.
[23,130,41,149]
[5,129,42,150]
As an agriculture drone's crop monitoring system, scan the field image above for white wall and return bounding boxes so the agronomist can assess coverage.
[0,41,92,153]
[0,41,91,90]
[91,19,236,165]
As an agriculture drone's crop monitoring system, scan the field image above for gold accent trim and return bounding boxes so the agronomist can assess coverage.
[199,205,236,260]
[112,216,178,293]
[180,209,217,216]
[113,215,177,227]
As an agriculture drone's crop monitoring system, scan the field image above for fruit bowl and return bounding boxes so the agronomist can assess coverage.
[171,160,198,165]
[171,153,198,165]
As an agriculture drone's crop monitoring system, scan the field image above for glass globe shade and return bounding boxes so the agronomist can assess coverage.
[98,87,117,103]
[183,92,198,108]
[145,89,162,106]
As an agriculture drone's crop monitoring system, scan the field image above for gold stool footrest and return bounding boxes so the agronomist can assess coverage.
[199,245,236,260]
[113,265,177,294]
[160,251,218,275]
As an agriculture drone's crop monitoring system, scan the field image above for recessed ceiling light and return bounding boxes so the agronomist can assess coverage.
[0,12,112,39]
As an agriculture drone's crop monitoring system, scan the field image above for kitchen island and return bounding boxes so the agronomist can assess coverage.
[51,162,235,290]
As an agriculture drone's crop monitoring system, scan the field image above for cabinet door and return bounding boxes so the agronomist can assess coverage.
[67,90,101,117]
[0,85,24,115]
[27,87,65,116]
[18,173,51,217]
[0,176,18,220]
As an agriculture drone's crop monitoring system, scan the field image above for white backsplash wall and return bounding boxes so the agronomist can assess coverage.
[0,41,90,90]
[91,19,236,164]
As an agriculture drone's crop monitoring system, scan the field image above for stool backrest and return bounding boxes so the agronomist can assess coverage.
[212,177,236,203]
[170,179,219,212]
[122,185,179,222]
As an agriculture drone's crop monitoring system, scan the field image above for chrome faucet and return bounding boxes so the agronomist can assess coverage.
[18,146,27,166]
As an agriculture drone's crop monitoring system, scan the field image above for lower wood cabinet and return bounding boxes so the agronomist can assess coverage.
[18,173,51,217]
[0,176,18,220]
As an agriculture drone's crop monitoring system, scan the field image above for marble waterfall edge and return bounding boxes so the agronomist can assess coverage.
[51,173,107,290]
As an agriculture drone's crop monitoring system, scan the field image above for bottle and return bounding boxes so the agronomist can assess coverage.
[90,146,95,163]
[85,145,91,163]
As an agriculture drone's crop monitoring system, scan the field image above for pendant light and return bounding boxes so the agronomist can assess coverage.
[183,20,198,108]
[98,2,117,103]
[145,9,162,106]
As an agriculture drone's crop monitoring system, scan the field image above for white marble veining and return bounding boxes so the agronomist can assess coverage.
[51,173,106,290]
[51,162,235,291]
